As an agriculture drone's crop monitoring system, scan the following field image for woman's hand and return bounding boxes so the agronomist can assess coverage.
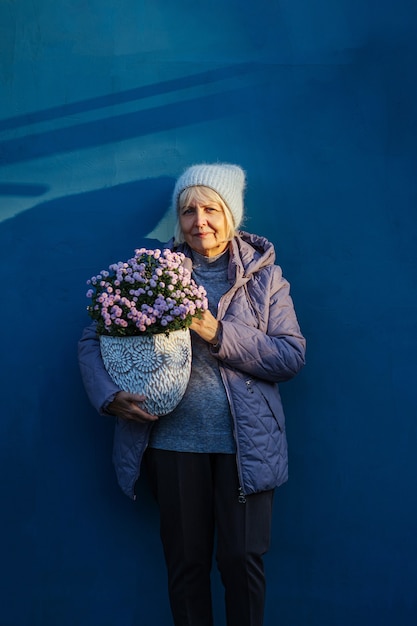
[106,391,159,423]
[190,310,220,345]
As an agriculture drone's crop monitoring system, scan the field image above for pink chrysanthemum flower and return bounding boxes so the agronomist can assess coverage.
[86,248,208,336]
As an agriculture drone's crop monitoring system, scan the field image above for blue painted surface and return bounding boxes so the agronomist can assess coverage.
[1,1,417,624]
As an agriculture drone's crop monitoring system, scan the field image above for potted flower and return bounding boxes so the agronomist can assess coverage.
[85,247,208,415]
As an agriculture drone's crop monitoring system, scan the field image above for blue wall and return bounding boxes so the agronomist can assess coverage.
[1,1,416,624]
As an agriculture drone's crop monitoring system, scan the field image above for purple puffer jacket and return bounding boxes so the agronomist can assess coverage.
[78,231,306,499]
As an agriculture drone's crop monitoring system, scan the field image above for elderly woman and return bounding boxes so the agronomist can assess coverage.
[78,163,306,626]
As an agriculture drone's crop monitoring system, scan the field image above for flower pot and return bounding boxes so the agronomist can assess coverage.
[100,329,192,416]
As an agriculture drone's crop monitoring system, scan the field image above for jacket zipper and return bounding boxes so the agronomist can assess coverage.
[237,380,256,503]
[217,293,247,504]
[219,364,247,503]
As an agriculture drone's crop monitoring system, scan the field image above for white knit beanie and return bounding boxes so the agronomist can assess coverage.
[172,163,246,228]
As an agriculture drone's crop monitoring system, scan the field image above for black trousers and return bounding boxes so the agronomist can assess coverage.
[145,449,274,626]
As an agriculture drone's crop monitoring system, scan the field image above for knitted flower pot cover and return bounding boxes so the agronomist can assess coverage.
[100,329,192,416]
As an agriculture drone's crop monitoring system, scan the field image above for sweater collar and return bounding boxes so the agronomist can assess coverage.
[190,247,230,269]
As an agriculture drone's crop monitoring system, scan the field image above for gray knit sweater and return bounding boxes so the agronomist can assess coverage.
[148,249,236,453]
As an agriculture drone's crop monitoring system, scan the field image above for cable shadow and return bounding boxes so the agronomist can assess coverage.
[0,84,259,166]
[0,62,260,132]
[0,183,50,196]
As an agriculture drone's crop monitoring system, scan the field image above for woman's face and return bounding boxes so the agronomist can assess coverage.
[178,191,229,257]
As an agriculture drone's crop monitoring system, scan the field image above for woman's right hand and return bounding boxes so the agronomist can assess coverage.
[106,391,159,423]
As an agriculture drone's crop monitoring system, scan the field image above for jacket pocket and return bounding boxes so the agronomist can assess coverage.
[246,377,286,432]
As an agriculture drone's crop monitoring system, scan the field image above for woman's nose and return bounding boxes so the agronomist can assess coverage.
[194,208,207,225]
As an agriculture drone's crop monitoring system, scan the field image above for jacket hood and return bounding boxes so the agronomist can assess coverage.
[232,230,276,282]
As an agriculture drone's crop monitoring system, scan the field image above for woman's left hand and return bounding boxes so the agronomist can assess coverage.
[190,310,220,345]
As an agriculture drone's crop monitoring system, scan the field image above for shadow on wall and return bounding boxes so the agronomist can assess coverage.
[0,173,176,468]
[0,62,258,132]
[0,86,256,165]
[0,177,173,523]
[0,62,262,166]
[0,176,177,625]
[0,174,175,426]
[0,174,174,279]
[0,183,50,196]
